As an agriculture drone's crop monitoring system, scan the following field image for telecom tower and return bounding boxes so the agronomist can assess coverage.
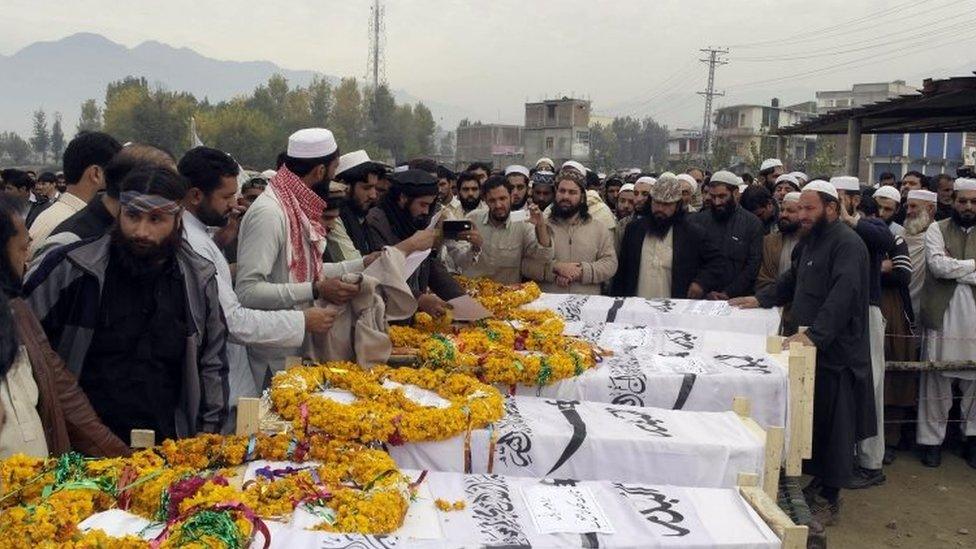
[367,0,386,90]
[697,47,728,162]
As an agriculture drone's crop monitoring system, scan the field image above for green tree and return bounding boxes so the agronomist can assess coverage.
[395,104,418,161]
[30,109,49,163]
[364,84,398,157]
[588,122,617,171]
[197,100,277,167]
[332,78,363,150]
[103,77,197,156]
[77,99,103,133]
[0,132,32,164]
[308,76,333,127]
[804,139,838,177]
[50,113,65,161]
[412,103,436,157]
[709,137,734,171]
[438,130,455,157]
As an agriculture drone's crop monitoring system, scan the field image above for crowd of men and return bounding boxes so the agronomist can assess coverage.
[2,128,975,533]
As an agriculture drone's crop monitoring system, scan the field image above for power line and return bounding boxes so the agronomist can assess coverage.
[732,11,975,62]
[698,47,728,161]
[726,0,946,49]
[621,66,702,118]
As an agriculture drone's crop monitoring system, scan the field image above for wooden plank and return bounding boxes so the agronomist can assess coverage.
[236,397,261,436]
[130,429,155,449]
[737,472,760,488]
[732,396,752,419]
[766,335,785,355]
[801,344,817,459]
[763,426,784,499]
[739,485,809,549]
[786,350,806,476]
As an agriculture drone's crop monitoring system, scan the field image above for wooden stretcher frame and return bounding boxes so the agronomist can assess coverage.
[765,336,816,477]
[737,472,809,549]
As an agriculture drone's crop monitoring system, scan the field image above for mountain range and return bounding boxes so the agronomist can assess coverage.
[0,32,470,138]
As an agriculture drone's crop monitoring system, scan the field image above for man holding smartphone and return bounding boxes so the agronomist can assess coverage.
[461,175,552,284]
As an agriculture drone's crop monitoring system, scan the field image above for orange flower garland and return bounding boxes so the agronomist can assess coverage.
[269,363,504,444]
[0,433,413,547]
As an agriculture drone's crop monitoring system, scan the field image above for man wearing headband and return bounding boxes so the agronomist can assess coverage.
[366,169,465,316]
[25,166,230,441]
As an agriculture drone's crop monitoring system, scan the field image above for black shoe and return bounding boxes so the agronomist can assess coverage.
[883,446,897,465]
[808,494,841,527]
[802,477,822,500]
[920,445,942,468]
[847,467,886,489]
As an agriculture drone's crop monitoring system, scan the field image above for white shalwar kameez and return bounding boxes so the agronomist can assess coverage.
[917,223,976,445]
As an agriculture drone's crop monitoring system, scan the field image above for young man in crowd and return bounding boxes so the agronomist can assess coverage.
[530,170,556,211]
[504,165,531,212]
[29,132,122,257]
[757,158,784,192]
[330,150,386,260]
[873,185,905,236]
[756,191,802,293]
[461,175,551,284]
[456,171,484,215]
[740,185,779,236]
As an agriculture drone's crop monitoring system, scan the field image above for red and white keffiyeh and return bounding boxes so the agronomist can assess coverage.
[268,166,327,283]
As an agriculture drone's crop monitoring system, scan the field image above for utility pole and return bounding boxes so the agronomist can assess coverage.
[367,0,385,91]
[697,47,728,165]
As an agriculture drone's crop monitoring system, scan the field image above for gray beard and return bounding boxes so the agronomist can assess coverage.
[904,213,932,236]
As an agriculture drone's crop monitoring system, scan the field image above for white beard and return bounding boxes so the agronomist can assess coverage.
[904,212,933,236]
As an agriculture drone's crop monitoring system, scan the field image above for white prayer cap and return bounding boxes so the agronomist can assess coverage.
[619,183,635,193]
[954,177,976,192]
[907,189,938,203]
[505,164,530,178]
[335,149,383,178]
[598,172,606,179]
[658,171,677,180]
[393,165,409,173]
[774,174,800,188]
[628,168,643,176]
[535,157,555,168]
[561,160,586,174]
[873,186,901,204]
[783,191,801,203]
[635,176,657,187]
[677,173,697,187]
[260,169,277,180]
[760,158,783,172]
[803,179,839,199]
[287,128,338,159]
[710,170,740,188]
[829,175,860,192]
[789,171,808,182]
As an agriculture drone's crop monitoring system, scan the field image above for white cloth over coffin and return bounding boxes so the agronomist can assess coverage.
[79,469,779,548]
[389,396,765,488]
[563,322,767,356]
[525,350,788,430]
[527,294,781,336]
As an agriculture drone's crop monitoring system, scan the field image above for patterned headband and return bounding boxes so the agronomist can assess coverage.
[119,190,182,215]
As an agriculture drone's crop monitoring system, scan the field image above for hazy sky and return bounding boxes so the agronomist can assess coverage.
[2,0,973,128]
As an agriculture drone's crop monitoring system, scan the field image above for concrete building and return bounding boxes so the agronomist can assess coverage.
[523,97,591,166]
[667,128,703,161]
[816,80,971,183]
[454,122,523,169]
[713,99,817,169]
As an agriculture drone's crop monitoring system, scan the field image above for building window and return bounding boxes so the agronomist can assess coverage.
[947,133,964,159]
[908,133,925,158]
[874,134,904,157]
[547,104,556,120]
[576,130,590,143]
[545,136,554,150]
[739,113,745,127]
[925,133,945,159]
[874,162,903,181]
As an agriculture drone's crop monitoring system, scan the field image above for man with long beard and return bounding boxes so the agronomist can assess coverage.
[756,191,802,293]
[179,146,337,418]
[523,169,617,295]
[693,170,764,299]
[611,175,724,299]
[25,166,230,441]
[731,180,875,530]
[903,190,938,319]
[329,150,386,260]
[917,178,976,469]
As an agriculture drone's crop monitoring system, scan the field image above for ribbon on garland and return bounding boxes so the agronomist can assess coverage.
[150,502,270,549]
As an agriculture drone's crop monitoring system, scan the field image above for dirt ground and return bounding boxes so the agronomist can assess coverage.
[825,448,976,548]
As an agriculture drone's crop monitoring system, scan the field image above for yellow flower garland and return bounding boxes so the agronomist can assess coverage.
[269,363,504,444]
[0,432,412,547]
[389,277,597,387]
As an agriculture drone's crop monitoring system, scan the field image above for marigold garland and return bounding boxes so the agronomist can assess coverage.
[389,277,598,387]
[0,432,412,547]
[269,363,504,444]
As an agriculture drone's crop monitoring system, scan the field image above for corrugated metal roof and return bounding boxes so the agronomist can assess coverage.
[775,75,976,135]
